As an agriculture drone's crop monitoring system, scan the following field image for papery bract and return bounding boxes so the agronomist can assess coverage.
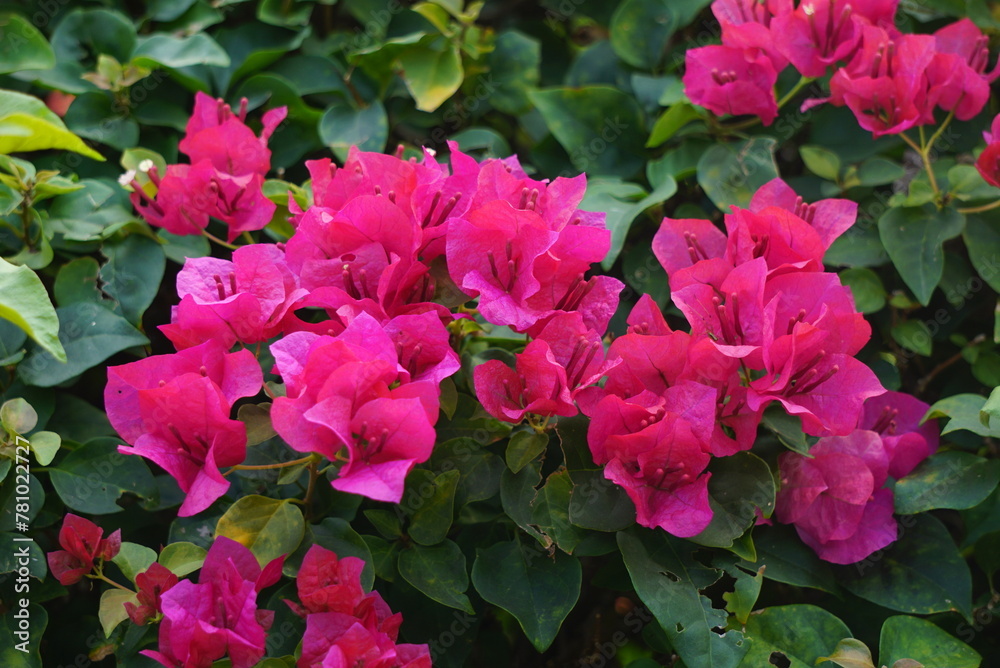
[859,390,938,478]
[46,514,121,586]
[125,563,179,625]
[683,45,779,125]
[118,375,248,517]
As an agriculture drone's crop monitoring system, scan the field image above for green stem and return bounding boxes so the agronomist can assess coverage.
[900,131,941,200]
[776,76,814,109]
[90,571,135,594]
[224,454,317,476]
[201,228,238,250]
[959,199,1000,214]
[241,231,255,245]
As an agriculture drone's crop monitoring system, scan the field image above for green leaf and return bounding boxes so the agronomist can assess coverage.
[531,468,587,554]
[398,540,473,613]
[818,638,877,668]
[99,588,136,638]
[398,41,463,113]
[800,145,842,181]
[609,0,676,70]
[856,158,906,187]
[894,451,1000,514]
[50,8,136,64]
[407,469,460,546]
[963,215,1000,293]
[739,605,853,668]
[690,452,775,549]
[215,495,306,567]
[54,257,106,308]
[319,100,388,163]
[501,461,549,547]
[158,229,211,264]
[505,430,548,473]
[425,437,504,507]
[697,137,779,212]
[741,524,838,593]
[487,31,540,115]
[0,257,66,363]
[238,403,277,446]
[891,320,933,357]
[64,92,139,151]
[528,87,647,178]
[879,616,980,668]
[717,558,762,626]
[19,303,148,387]
[0,534,45,578]
[2,95,97,159]
[49,438,157,514]
[100,234,166,326]
[840,267,887,313]
[158,541,207,577]
[0,474,43,530]
[837,514,972,617]
[28,431,60,466]
[112,541,157,583]
[646,102,701,148]
[567,468,636,532]
[0,14,55,74]
[761,406,813,455]
[133,33,231,68]
[471,538,581,652]
[1,397,36,435]
[47,179,134,242]
[618,528,749,668]
[878,205,965,306]
[579,176,677,270]
[927,394,1000,438]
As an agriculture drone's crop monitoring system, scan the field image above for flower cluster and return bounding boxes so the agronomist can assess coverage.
[128,93,286,241]
[580,179,884,538]
[287,545,431,667]
[45,513,120,585]
[687,0,998,135]
[774,391,938,563]
[105,340,263,516]
[141,537,285,668]
[118,110,624,508]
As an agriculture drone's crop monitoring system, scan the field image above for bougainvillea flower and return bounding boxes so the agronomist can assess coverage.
[118,375,248,516]
[129,162,216,237]
[475,313,617,422]
[976,114,1000,188]
[858,390,938,478]
[106,339,261,448]
[684,45,779,125]
[125,563,179,625]
[926,19,999,121]
[285,196,420,312]
[749,178,858,249]
[598,405,716,538]
[179,92,286,177]
[383,311,461,385]
[290,545,367,616]
[144,537,283,668]
[160,244,307,349]
[762,271,872,357]
[46,514,121,586]
[712,0,791,70]
[299,612,431,668]
[748,322,885,435]
[772,0,867,77]
[652,217,727,277]
[671,257,769,363]
[447,200,557,331]
[775,430,896,564]
[827,26,936,137]
[723,206,827,275]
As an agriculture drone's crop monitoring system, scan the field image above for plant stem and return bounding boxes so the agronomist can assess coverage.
[224,455,316,475]
[91,571,135,594]
[201,228,238,250]
[958,199,1000,214]
[241,231,255,245]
